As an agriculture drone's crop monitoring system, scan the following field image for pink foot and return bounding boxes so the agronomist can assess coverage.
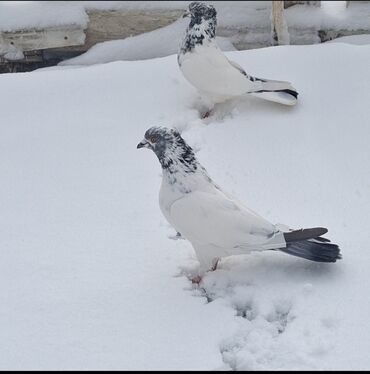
[201,111,211,119]
[191,275,203,284]
[210,258,220,272]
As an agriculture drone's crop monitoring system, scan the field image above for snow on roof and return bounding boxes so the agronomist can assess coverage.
[0,2,88,32]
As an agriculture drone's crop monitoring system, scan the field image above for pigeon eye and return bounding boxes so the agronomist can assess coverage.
[150,136,157,143]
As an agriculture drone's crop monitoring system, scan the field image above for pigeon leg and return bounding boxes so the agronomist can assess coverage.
[201,110,211,119]
[168,231,183,240]
[210,257,220,272]
[191,259,220,284]
[191,275,203,284]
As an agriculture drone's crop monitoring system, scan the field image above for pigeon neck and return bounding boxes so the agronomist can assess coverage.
[162,161,213,195]
[180,18,216,54]
[159,145,198,173]
[160,145,217,195]
[159,144,202,187]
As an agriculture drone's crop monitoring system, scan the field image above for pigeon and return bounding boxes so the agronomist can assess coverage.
[137,126,341,281]
[178,2,298,115]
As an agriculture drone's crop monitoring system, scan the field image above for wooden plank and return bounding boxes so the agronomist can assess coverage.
[272,1,290,45]
[347,1,370,7]
[284,1,321,8]
[0,27,86,53]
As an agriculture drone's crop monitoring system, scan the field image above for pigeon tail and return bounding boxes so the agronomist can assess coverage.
[278,227,342,262]
[250,77,298,106]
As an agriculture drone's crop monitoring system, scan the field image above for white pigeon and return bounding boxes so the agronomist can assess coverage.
[178,2,298,115]
[137,127,341,281]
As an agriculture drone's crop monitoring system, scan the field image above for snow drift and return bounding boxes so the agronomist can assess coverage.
[1,43,370,370]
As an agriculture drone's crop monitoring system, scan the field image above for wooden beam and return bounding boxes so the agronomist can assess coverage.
[0,26,86,54]
[272,1,290,45]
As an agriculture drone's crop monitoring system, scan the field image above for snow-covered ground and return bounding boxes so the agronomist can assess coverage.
[1,42,370,370]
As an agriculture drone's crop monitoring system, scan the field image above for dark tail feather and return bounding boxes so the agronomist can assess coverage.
[253,88,298,99]
[280,240,341,262]
[284,227,328,242]
[250,76,299,102]
[279,227,342,263]
[277,89,298,99]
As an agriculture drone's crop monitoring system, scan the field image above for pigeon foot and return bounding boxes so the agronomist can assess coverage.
[191,275,203,284]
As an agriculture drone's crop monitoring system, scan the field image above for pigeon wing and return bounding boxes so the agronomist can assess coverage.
[180,45,258,96]
[169,191,282,250]
[228,58,248,77]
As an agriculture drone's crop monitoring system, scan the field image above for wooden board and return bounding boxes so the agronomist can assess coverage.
[0,26,86,53]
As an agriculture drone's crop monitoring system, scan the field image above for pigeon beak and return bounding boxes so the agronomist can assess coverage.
[182,10,190,18]
[137,139,150,149]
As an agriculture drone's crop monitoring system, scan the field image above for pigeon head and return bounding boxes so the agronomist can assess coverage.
[137,126,197,172]
[184,2,217,24]
[179,2,217,55]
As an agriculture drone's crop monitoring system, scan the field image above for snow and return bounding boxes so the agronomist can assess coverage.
[73,1,370,31]
[79,0,370,34]
[328,33,370,45]
[1,1,369,34]
[1,42,370,370]
[75,1,271,28]
[0,2,88,32]
[77,1,190,11]
[60,18,235,66]
[0,1,269,33]
[1,1,369,58]
[286,2,370,31]
[78,1,273,29]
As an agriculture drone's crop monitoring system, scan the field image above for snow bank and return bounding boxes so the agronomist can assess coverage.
[1,42,370,370]
[60,18,235,66]
[0,2,88,32]
[328,33,370,45]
